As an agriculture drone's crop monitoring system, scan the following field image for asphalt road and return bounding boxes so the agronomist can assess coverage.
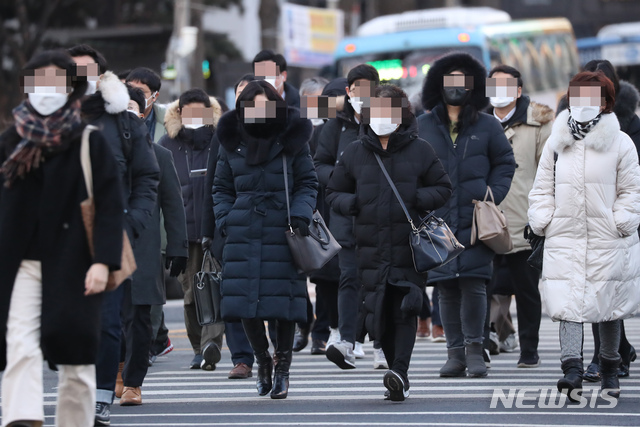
[5,294,640,427]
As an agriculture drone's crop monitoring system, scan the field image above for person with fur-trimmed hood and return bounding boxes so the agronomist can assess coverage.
[485,64,554,369]
[213,80,318,400]
[69,45,160,421]
[417,52,515,379]
[157,89,225,372]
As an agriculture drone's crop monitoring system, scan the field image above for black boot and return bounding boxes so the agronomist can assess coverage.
[271,350,292,399]
[557,358,583,402]
[599,356,621,399]
[439,347,466,377]
[465,342,488,378]
[292,324,310,352]
[255,351,273,396]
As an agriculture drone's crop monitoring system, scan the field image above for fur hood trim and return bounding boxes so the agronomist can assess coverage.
[421,51,488,112]
[164,97,223,139]
[616,81,640,129]
[528,101,555,126]
[216,107,312,156]
[99,71,130,114]
[549,109,621,153]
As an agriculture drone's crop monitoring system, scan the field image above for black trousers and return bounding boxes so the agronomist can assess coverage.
[337,246,361,344]
[312,279,339,341]
[379,285,417,382]
[121,281,152,388]
[242,318,295,355]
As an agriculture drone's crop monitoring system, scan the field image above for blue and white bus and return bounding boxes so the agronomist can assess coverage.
[334,7,579,108]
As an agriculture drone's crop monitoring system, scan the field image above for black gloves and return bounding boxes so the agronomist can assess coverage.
[165,256,188,277]
[290,216,310,236]
[201,236,212,252]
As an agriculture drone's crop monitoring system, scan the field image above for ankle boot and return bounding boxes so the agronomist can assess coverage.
[599,356,621,399]
[255,351,273,396]
[557,358,583,402]
[439,346,467,377]
[271,350,292,399]
[465,342,488,377]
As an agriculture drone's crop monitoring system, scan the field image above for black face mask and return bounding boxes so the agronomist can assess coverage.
[442,87,470,106]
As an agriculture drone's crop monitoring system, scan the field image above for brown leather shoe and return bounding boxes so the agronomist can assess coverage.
[228,363,253,379]
[115,362,124,398]
[120,386,142,406]
[417,318,431,338]
[7,421,43,427]
[431,324,446,343]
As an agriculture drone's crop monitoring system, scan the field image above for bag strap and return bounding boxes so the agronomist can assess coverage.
[282,155,292,230]
[80,125,98,199]
[484,186,495,203]
[374,153,416,232]
[202,249,222,273]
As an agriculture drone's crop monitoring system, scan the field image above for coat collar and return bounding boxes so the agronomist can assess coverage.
[216,107,312,157]
[549,109,621,153]
[359,115,419,156]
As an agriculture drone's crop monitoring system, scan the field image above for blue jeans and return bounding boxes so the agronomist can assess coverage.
[225,321,254,367]
[437,278,486,348]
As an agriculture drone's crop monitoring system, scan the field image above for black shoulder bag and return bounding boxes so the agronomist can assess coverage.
[374,153,464,273]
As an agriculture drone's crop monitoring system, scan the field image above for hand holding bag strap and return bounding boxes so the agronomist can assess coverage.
[374,153,417,232]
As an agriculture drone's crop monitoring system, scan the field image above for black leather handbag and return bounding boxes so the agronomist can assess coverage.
[193,250,222,325]
[283,156,341,274]
[375,153,464,274]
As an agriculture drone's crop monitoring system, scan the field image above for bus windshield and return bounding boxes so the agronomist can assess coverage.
[337,46,483,99]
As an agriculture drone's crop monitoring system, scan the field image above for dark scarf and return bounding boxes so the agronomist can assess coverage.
[568,113,601,141]
[1,100,82,187]
[240,121,285,166]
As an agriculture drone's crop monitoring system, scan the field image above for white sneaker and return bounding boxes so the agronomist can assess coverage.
[499,333,519,353]
[326,340,356,369]
[326,328,341,348]
[353,342,365,359]
[373,347,388,369]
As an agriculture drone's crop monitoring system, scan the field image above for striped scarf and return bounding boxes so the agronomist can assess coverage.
[1,100,82,187]
[567,113,601,141]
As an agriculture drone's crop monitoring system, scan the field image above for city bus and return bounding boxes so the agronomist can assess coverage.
[333,7,579,108]
[577,22,640,89]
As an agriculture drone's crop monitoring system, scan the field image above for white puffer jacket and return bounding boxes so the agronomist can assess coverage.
[528,110,640,323]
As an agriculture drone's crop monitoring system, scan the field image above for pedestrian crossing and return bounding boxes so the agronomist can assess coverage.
[8,311,640,426]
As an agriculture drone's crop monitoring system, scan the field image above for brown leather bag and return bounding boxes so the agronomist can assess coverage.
[471,187,513,254]
[80,125,136,291]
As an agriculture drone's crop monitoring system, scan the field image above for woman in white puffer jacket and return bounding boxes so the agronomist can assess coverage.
[528,71,640,402]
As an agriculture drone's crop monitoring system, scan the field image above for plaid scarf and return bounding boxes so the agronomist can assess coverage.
[567,113,601,141]
[1,100,82,187]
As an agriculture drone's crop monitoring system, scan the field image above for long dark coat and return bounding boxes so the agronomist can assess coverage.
[417,104,515,283]
[326,117,452,339]
[132,143,188,305]
[213,108,318,322]
[0,124,124,370]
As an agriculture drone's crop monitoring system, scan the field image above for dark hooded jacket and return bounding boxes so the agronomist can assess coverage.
[417,52,516,283]
[213,107,318,322]
[158,97,223,243]
[326,116,452,339]
[557,80,640,156]
[81,71,159,242]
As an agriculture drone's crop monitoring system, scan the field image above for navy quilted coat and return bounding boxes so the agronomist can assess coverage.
[417,104,516,283]
[213,108,318,322]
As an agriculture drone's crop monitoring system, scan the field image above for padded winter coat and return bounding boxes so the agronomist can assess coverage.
[528,110,640,323]
[326,117,452,339]
[213,108,318,322]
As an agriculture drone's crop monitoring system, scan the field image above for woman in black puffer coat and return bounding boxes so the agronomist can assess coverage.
[417,52,515,378]
[327,84,452,401]
[213,80,318,400]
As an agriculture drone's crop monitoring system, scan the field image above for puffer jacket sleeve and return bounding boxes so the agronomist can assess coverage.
[528,141,557,236]
[213,148,235,234]
[325,144,357,216]
[289,145,319,223]
[313,119,341,186]
[416,143,452,211]
[486,119,516,204]
[201,134,220,238]
[613,132,640,236]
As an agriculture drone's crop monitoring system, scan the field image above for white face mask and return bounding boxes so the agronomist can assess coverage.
[570,106,601,123]
[85,79,98,96]
[490,96,515,109]
[28,92,69,116]
[310,118,324,127]
[184,123,205,129]
[369,118,399,136]
[127,109,142,118]
[348,96,363,114]
[263,77,277,89]
[144,92,157,110]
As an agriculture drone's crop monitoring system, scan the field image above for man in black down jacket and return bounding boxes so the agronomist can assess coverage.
[327,84,452,401]
[314,65,381,368]
[70,45,160,420]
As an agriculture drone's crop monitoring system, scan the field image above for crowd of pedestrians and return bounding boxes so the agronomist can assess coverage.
[0,42,639,427]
